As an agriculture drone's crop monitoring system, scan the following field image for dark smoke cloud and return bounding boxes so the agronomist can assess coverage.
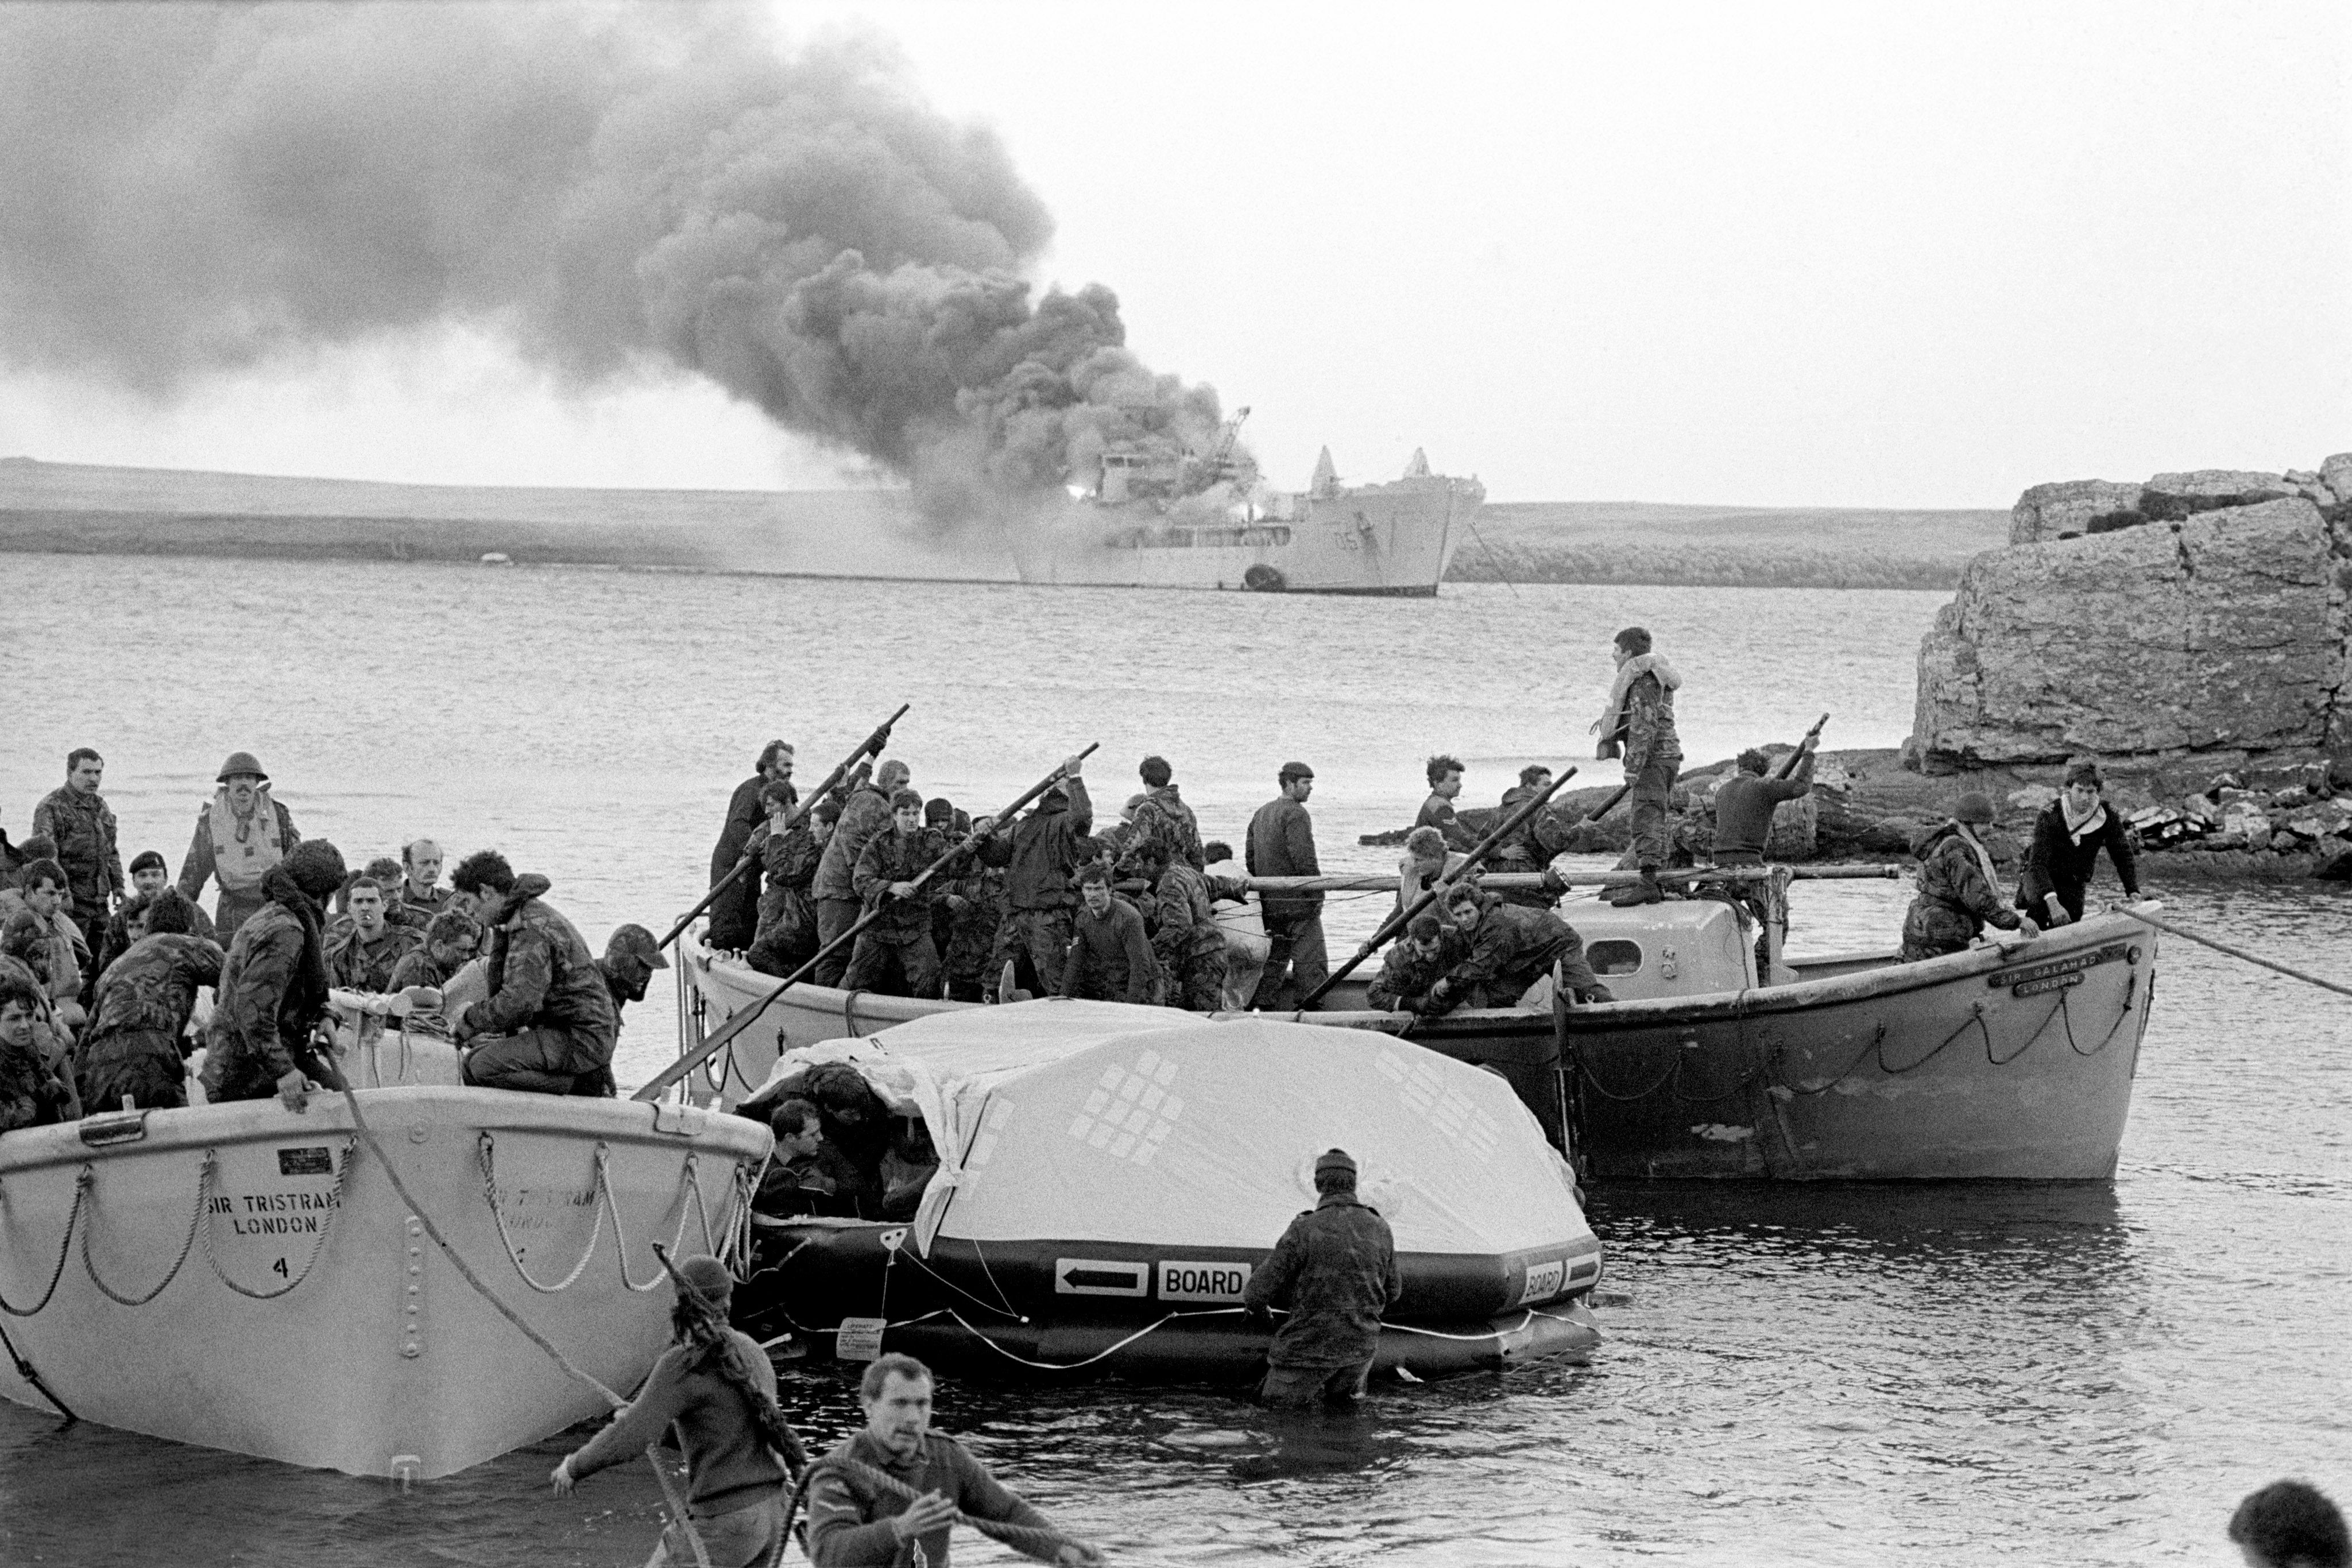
[0,3,1236,516]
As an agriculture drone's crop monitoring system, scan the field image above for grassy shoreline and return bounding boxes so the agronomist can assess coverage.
[0,458,2010,589]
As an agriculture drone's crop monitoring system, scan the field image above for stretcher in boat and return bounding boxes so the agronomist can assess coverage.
[721,1004,1602,1381]
[0,1086,767,1478]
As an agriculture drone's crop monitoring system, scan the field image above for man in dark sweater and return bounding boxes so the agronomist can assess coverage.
[1246,761,1326,1009]
[807,1353,1096,1566]
[1415,754,1480,852]
[844,789,943,997]
[554,1255,804,1568]
[1058,865,1157,1004]
[2017,758,2142,925]
[1711,746,1815,866]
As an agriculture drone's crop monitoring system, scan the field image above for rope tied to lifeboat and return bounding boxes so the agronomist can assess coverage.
[202,1137,358,1300]
[0,1168,84,1319]
[479,1133,719,1295]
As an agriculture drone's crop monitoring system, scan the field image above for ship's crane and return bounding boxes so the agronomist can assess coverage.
[1198,406,1251,483]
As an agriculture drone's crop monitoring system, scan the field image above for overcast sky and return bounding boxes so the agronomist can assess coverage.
[1,0,2345,506]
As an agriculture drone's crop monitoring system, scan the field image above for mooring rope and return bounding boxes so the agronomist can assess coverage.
[0,1172,84,1319]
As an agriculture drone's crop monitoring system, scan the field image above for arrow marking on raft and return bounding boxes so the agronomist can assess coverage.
[1055,1259,1149,1296]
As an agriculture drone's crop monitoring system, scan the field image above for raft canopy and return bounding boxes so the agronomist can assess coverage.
[753,1001,1592,1261]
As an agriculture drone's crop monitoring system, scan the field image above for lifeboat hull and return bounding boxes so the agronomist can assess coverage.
[0,1087,768,1478]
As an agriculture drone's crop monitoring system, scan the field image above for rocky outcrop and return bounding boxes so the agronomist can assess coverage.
[2008,455,2352,544]
[2009,479,2145,545]
[1914,492,2350,767]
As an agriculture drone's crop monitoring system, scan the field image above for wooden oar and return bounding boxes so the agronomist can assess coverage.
[633,744,1098,1103]
[2130,907,2352,1000]
[1302,765,1579,1005]
[659,703,910,952]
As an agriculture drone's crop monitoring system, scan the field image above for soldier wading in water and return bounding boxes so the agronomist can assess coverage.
[552,1255,808,1567]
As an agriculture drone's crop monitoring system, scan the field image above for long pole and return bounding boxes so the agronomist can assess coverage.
[2132,907,2352,1000]
[1238,864,1901,894]
[1777,714,1829,779]
[1303,764,1579,1005]
[659,703,911,953]
[634,744,1098,1103]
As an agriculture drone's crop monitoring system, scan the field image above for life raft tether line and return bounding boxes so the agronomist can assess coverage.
[2133,909,2352,999]
[0,1318,72,1422]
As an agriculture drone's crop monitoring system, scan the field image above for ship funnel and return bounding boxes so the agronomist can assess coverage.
[1311,446,1339,494]
[1403,447,1430,478]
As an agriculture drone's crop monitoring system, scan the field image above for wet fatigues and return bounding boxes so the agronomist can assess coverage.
[200,871,332,1103]
[92,899,216,994]
[1607,659,1682,876]
[1059,897,1158,1004]
[1425,896,1602,1013]
[0,1023,74,1134]
[566,1328,802,1568]
[324,919,418,993]
[707,775,775,953]
[1243,1191,1403,1406]
[1117,783,1205,876]
[78,932,222,1110]
[843,828,942,998]
[813,784,894,986]
[806,1430,1059,1567]
[1,904,85,1006]
[978,779,1093,996]
[386,881,454,935]
[32,785,121,969]
[1247,793,1327,1009]
[459,875,618,1095]
[1900,825,2024,960]
[177,792,301,944]
[747,819,824,978]
[1365,926,1470,1013]
[2017,797,2141,924]
[1488,784,1558,908]
[1143,862,1226,1011]
[939,859,1005,1002]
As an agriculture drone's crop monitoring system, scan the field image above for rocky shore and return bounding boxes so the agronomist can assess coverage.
[1374,452,2352,884]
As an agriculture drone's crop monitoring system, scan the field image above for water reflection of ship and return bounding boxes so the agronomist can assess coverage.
[1008,409,1485,595]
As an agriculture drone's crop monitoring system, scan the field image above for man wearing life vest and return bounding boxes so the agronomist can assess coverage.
[177,752,302,944]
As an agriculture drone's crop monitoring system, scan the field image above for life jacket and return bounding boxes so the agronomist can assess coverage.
[207,787,287,894]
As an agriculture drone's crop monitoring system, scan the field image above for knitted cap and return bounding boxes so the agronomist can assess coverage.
[1314,1148,1357,1178]
[283,839,348,898]
[675,1254,734,1303]
[924,797,954,825]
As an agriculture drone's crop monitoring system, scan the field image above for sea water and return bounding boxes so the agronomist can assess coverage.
[0,555,2344,1565]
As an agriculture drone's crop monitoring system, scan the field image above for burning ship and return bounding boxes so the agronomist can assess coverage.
[1005,411,1484,595]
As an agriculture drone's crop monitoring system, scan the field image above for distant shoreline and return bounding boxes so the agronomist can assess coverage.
[0,456,2009,591]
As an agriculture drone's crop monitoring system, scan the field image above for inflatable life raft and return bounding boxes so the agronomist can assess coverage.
[726,1000,1604,1381]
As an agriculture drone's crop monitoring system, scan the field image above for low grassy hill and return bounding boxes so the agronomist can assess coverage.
[1451,500,2010,589]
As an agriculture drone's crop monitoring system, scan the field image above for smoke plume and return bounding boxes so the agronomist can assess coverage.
[0,4,1236,520]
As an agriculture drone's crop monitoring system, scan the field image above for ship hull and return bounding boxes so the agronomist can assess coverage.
[1007,479,1477,594]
